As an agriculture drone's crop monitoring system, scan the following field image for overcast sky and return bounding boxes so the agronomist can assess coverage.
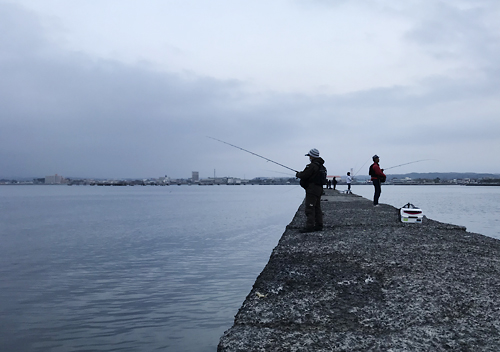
[2,0,500,179]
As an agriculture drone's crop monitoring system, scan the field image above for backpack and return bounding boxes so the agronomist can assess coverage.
[369,163,386,182]
[312,162,327,186]
[369,164,374,177]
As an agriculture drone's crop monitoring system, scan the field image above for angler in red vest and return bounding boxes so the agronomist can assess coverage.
[369,154,386,206]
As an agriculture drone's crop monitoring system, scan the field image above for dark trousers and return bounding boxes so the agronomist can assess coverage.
[305,193,323,229]
[373,179,381,205]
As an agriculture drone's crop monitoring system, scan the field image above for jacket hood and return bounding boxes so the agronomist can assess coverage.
[311,157,325,165]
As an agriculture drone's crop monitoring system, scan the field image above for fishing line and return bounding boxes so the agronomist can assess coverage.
[384,159,436,171]
[354,158,371,176]
[281,185,302,194]
[208,136,299,173]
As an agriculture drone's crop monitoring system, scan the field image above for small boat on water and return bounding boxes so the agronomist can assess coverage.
[399,203,423,223]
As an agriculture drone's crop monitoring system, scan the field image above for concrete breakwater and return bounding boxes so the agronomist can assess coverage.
[218,189,500,351]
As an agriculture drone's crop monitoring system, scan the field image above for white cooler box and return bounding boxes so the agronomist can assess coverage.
[399,203,423,223]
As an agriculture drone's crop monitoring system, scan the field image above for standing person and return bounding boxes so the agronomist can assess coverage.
[369,155,386,206]
[332,177,337,190]
[296,148,325,232]
[346,172,352,194]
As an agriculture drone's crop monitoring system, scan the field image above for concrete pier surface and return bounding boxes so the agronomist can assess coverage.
[218,189,500,351]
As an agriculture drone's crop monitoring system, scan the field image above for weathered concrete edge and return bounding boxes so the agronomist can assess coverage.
[218,190,500,351]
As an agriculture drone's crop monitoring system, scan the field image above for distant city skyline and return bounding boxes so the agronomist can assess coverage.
[2,170,499,185]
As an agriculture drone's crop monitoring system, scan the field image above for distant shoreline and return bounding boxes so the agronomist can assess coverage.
[387,183,500,186]
[465,183,500,186]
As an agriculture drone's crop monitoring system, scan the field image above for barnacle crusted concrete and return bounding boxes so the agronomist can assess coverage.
[218,189,500,351]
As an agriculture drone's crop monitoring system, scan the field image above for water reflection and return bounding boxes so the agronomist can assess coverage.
[0,185,304,352]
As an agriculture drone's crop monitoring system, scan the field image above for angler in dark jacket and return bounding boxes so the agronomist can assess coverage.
[296,148,325,233]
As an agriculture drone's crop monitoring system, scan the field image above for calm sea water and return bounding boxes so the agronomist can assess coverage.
[0,185,304,352]
[1,184,499,352]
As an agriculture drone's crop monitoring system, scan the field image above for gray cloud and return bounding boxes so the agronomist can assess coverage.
[1,2,500,179]
[405,1,500,67]
[0,7,298,178]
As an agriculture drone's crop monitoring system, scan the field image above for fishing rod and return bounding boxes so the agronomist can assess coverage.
[208,136,299,173]
[384,159,435,171]
[262,169,296,176]
[354,158,371,176]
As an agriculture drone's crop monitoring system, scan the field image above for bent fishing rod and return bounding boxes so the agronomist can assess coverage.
[208,136,299,173]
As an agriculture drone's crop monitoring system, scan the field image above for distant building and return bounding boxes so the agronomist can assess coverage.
[227,178,242,185]
[159,176,170,185]
[192,171,199,182]
[45,174,64,184]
